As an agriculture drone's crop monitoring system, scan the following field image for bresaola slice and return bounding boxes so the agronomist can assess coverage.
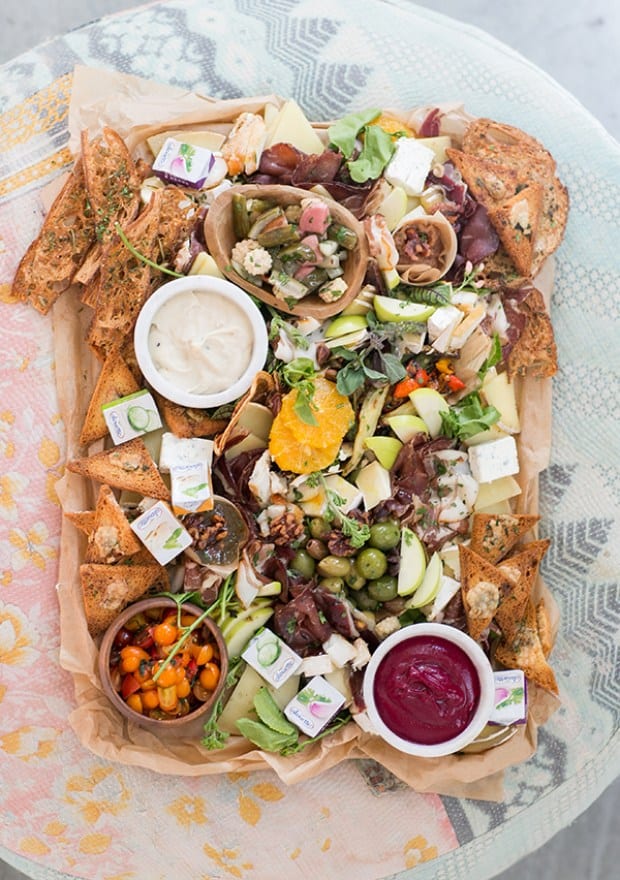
[459,203,500,264]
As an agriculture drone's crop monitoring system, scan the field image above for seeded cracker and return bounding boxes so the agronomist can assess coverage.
[80,563,163,636]
[470,513,540,563]
[67,438,170,500]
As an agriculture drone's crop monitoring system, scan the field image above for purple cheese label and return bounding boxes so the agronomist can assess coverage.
[152,138,215,189]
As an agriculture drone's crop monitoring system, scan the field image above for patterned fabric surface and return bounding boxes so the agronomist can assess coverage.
[0,1,618,879]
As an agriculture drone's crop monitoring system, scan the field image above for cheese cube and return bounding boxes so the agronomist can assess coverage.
[468,436,519,483]
[427,305,463,343]
[384,138,435,196]
[355,460,392,510]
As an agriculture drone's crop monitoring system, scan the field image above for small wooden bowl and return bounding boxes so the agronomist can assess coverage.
[98,597,229,733]
[204,184,369,320]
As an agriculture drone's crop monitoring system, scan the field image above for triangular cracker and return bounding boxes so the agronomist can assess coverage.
[64,510,96,535]
[84,485,142,564]
[80,563,162,636]
[495,539,550,635]
[67,438,170,500]
[79,352,140,447]
[507,287,558,379]
[458,545,511,642]
[155,394,228,440]
[494,600,558,694]
[446,148,523,205]
[11,158,95,313]
[486,184,543,276]
[470,513,540,563]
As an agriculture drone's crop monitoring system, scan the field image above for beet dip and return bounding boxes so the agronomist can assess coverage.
[373,635,481,745]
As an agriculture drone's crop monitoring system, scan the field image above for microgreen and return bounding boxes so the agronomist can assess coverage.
[309,471,371,548]
[439,391,501,441]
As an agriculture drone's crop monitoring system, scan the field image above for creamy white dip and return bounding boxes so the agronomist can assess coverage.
[148,290,254,395]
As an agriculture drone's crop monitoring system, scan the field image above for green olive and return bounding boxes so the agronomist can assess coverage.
[319,577,345,594]
[345,571,366,591]
[317,555,352,578]
[353,587,379,611]
[369,519,401,551]
[355,547,388,580]
[309,517,331,540]
[290,549,316,579]
[367,575,398,603]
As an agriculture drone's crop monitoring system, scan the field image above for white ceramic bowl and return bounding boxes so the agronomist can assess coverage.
[134,275,269,408]
[363,623,496,758]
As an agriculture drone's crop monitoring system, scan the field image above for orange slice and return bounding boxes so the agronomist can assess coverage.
[278,377,354,449]
[269,417,341,475]
[369,114,415,138]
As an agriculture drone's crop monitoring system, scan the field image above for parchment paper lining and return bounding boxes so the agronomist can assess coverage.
[54,66,560,800]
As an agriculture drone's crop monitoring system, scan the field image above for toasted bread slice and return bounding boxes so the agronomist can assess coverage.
[446,148,523,205]
[80,562,162,636]
[156,186,197,265]
[495,539,550,635]
[494,600,558,694]
[11,158,95,313]
[81,127,140,244]
[458,545,510,642]
[507,287,558,379]
[470,513,540,563]
[486,184,543,276]
[90,191,162,338]
[67,438,170,500]
[462,118,568,274]
[79,352,140,447]
[64,510,96,535]
[156,394,228,439]
[119,552,169,591]
[85,485,142,563]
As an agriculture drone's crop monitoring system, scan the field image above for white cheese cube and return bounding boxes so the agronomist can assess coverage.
[322,633,358,668]
[427,305,463,342]
[468,436,519,484]
[425,575,462,621]
[300,654,335,677]
[384,138,435,196]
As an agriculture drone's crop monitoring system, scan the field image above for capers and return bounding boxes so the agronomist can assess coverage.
[290,549,316,579]
[355,547,388,580]
[309,517,331,540]
[369,519,401,551]
[367,575,398,603]
[317,555,352,578]
[319,577,345,594]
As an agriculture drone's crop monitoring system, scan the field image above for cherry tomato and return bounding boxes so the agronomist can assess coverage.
[126,693,143,714]
[153,621,178,647]
[190,642,214,665]
[141,689,160,711]
[176,678,191,699]
[157,685,179,713]
[114,627,132,648]
[199,662,220,692]
[155,665,179,688]
[120,646,150,674]
[121,673,141,700]
[180,613,198,628]
[132,626,155,650]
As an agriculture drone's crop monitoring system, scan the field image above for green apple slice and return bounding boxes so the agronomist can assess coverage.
[363,435,403,469]
[385,414,429,443]
[373,295,436,323]
[325,314,368,338]
[409,387,449,438]
[408,552,443,608]
[397,527,427,596]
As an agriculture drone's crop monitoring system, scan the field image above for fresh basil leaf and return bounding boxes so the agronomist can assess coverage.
[379,352,407,383]
[328,107,382,158]
[361,365,389,381]
[348,125,396,183]
[336,362,366,396]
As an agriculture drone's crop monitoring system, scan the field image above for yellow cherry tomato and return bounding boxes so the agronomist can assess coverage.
[126,693,143,714]
[152,621,178,647]
[176,678,191,699]
[141,689,160,710]
[119,646,150,674]
[199,662,220,692]
[190,642,214,665]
